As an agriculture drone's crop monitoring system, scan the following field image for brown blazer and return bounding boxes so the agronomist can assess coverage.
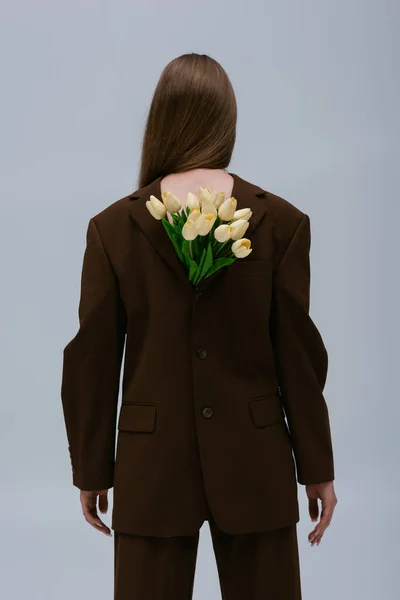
[61,171,335,536]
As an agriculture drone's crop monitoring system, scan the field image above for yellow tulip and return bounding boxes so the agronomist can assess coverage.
[182,219,198,241]
[214,223,232,243]
[232,238,253,258]
[230,218,249,241]
[146,195,167,220]
[196,213,217,236]
[218,197,237,221]
[162,191,182,213]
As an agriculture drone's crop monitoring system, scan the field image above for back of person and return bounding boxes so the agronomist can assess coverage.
[61,52,337,600]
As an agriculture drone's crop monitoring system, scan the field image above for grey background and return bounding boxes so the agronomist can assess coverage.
[1,0,398,598]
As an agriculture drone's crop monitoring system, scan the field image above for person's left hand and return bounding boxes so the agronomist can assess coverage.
[80,489,112,536]
[306,480,338,546]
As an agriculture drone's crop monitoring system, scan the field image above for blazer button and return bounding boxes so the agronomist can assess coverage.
[197,348,207,359]
[202,407,213,418]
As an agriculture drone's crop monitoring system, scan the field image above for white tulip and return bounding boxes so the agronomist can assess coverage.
[230,219,249,241]
[162,191,182,213]
[196,213,217,236]
[186,192,200,211]
[182,219,198,241]
[218,197,237,221]
[199,187,217,215]
[199,187,214,202]
[188,208,201,221]
[146,195,167,220]
[214,223,232,243]
[231,238,253,258]
[198,187,210,204]
[232,207,252,221]
[209,190,219,205]
[214,191,225,209]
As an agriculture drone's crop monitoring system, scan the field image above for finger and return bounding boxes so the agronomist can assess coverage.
[308,496,319,522]
[82,503,111,536]
[84,512,111,536]
[310,530,324,547]
[309,504,335,543]
[98,493,108,514]
[90,520,111,536]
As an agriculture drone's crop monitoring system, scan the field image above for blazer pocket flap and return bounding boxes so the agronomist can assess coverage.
[118,403,156,433]
[249,394,284,428]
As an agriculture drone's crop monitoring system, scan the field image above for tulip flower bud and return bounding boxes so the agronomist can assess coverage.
[196,213,217,236]
[218,197,237,221]
[187,192,200,211]
[162,191,182,213]
[214,223,232,243]
[199,187,212,203]
[146,195,167,220]
[199,187,217,215]
[231,238,253,258]
[214,191,225,209]
[230,219,249,241]
[182,219,198,241]
[209,190,218,204]
[232,208,252,221]
[188,208,201,221]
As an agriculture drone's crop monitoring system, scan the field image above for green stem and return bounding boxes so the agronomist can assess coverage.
[215,239,231,258]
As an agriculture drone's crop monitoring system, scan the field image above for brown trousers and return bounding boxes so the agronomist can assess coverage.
[114,512,302,600]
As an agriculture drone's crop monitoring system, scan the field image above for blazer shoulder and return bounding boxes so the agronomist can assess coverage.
[264,189,307,232]
[85,193,134,261]
[236,172,306,235]
[91,193,133,230]
[261,188,309,266]
[89,191,138,245]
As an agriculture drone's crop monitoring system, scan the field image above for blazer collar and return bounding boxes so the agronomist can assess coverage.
[127,171,268,293]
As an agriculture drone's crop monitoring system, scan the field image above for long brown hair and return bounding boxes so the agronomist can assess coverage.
[138,53,237,189]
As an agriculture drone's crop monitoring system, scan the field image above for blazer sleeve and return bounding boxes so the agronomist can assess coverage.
[269,213,335,485]
[61,217,126,491]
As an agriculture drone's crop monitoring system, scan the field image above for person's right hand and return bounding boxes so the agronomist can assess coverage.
[80,489,112,536]
[306,481,338,546]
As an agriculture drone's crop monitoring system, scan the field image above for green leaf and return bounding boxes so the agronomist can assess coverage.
[162,219,184,262]
[199,240,213,280]
[188,257,198,281]
[214,239,230,258]
[180,208,188,224]
[203,257,235,278]
[193,247,206,285]
[181,239,191,266]
[169,213,183,233]
[162,218,178,237]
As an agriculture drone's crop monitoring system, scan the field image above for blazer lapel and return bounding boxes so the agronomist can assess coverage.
[127,172,268,293]
[127,175,192,289]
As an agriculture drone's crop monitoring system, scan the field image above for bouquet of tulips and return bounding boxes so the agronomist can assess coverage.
[146,187,253,286]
